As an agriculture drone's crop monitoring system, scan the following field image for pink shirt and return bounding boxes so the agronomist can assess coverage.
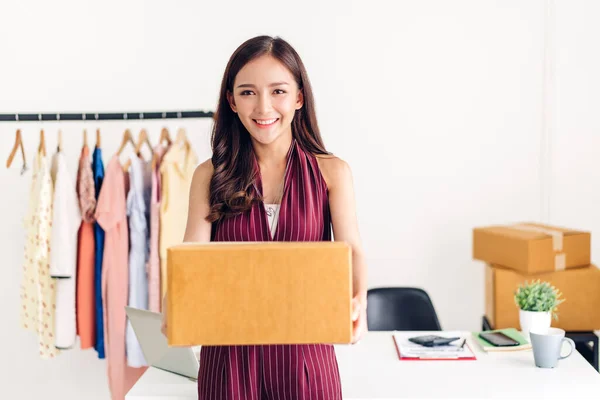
[96,156,146,400]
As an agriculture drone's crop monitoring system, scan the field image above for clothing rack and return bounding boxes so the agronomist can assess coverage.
[0,110,214,122]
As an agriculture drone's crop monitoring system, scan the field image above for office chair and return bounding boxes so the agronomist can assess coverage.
[366,287,442,331]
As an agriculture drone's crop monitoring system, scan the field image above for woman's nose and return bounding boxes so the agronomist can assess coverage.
[255,94,273,114]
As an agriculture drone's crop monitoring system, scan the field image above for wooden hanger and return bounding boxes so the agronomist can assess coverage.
[117,129,135,155]
[135,128,153,155]
[175,127,191,151]
[38,129,46,156]
[159,127,172,146]
[172,128,193,171]
[124,128,154,171]
[57,130,63,152]
[96,128,101,148]
[152,127,172,169]
[6,129,27,174]
[117,129,135,171]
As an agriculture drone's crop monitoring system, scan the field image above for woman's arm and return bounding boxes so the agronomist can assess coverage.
[317,155,368,344]
[161,159,213,336]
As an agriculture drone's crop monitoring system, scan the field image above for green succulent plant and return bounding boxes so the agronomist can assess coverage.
[514,279,565,320]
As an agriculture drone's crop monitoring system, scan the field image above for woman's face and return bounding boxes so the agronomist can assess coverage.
[228,55,303,146]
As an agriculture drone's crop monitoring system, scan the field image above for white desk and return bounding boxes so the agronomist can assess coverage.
[127,331,600,399]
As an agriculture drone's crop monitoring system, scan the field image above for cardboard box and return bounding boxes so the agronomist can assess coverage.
[473,223,590,274]
[166,242,353,346]
[485,263,600,331]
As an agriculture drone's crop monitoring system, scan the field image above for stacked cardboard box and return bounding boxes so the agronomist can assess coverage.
[473,222,600,331]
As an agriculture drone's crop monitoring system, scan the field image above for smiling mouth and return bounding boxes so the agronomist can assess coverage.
[253,118,279,127]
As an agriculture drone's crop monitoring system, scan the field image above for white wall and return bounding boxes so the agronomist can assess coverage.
[551,1,600,244]
[1,0,596,398]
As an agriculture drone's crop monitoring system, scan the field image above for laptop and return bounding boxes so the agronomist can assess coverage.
[125,306,199,381]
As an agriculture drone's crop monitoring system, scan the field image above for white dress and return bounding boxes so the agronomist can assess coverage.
[49,152,81,349]
[20,148,60,359]
[126,156,152,367]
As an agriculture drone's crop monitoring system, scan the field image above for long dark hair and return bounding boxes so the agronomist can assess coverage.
[207,35,329,223]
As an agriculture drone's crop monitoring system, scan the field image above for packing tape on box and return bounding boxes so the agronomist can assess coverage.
[511,224,566,271]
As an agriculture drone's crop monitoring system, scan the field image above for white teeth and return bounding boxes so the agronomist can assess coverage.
[255,118,277,125]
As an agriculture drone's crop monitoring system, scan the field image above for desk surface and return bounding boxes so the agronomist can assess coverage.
[126,331,600,399]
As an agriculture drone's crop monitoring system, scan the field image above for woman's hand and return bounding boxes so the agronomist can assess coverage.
[161,295,168,338]
[161,316,167,338]
[351,294,367,344]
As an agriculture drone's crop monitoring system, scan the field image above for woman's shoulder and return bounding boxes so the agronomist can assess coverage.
[191,158,214,187]
[198,157,214,173]
[314,153,352,190]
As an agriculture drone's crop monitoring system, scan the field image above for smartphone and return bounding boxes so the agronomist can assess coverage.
[479,331,520,347]
[409,335,461,347]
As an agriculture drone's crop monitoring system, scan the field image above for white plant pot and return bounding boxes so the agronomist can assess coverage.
[519,309,551,339]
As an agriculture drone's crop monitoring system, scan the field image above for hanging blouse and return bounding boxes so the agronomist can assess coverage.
[49,152,81,349]
[158,144,198,298]
[92,147,106,359]
[148,144,168,312]
[76,145,96,349]
[20,148,60,359]
[125,156,151,368]
[96,155,146,400]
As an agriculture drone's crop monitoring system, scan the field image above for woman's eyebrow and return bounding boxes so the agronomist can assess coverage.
[236,82,290,89]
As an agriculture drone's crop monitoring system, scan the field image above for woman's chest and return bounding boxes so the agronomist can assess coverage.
[212,195,330,242]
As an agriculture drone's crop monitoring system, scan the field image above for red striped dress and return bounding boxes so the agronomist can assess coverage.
[197,139,343,399]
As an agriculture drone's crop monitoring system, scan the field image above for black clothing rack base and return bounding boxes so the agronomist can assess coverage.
[0,110,214,122]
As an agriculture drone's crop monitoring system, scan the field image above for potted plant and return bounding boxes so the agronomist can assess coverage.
[514,279,564,338]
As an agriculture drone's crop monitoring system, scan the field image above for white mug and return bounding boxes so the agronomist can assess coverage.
[529,328,575,368]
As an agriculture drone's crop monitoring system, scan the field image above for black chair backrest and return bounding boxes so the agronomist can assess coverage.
[367,287,442,331]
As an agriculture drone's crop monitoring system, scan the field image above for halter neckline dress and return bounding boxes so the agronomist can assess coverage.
[198,139,343,399]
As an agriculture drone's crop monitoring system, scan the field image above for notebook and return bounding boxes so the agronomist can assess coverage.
[392,332,477,360]
[472,328,531,352]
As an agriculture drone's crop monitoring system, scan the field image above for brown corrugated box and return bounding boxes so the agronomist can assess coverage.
[166,242,353,346]
[485,263,600,331]
[473,222,590,274]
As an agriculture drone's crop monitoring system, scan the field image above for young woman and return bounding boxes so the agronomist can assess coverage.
[163,35,368,399]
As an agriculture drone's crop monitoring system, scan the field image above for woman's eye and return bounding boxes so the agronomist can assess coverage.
[240,89,285,96]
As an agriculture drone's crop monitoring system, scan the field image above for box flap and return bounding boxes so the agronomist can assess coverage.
[475,223,585,241]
